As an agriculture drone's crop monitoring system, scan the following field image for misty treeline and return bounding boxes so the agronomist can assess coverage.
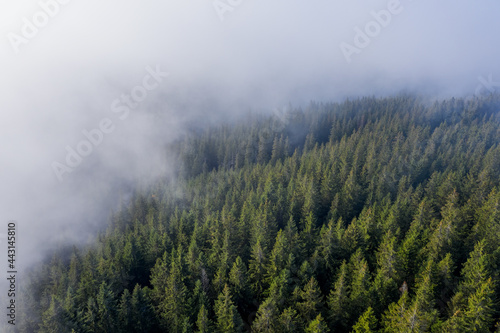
[19,95,500,332]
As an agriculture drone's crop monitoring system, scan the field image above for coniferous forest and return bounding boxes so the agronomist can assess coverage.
[20,95,500,332]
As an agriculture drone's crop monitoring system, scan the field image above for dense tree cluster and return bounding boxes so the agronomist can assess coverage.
[19,95,500,332]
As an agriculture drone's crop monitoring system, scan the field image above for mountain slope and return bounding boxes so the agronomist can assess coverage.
[20,95,500,332]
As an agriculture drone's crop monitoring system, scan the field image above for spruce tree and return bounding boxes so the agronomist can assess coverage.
[214,284,244,333]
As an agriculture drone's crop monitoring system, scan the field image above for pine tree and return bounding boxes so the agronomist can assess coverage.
[214,284,244,333]
[95,282,117,332]
[252,297,277,333]
[267,230,289,284]
[229,256,250,310]
[248,239,267,299]
[277,307,298,333]
[372,230,399,315]
[297,277,324,325]
[397,200,429,284]
[129,284,154,332]
[196,304,212,333]
[355,206,376,253]
[118,289,132,333]
[318,218,341,273]
[444,241,495,332]
[462,278,495,332]
[435,253,454,312]
[82,297,98,333]
[349,250,371,325]
[450,240,490,311]
[328,261,350,330]
[402,260,438,332]
[305,314,329,333]
[213,230,231,294]
[470,189,500,253]
[271,135,283,164]
[157,250,189,332]
[352,307,377,333]
[381,291,409,332]
[62,287,78,331]
[425,190,460,261]
[38,296,68,333]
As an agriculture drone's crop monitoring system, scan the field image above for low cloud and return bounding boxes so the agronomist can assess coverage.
[0,0,499,271]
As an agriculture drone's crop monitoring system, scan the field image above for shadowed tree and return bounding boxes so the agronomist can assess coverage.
[352,307,377,333]
[297,277,324,326]
[443,241,495,332]
[196,304,212,333]
[328,260,350,330]
[215,284,244,333]
[305,314,330,333]
[277,307,298,333]
[252,297,278,333]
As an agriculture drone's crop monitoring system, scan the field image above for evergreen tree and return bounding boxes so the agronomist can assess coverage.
[129,285,154,332]
[118,289,132,333]
[372,230,399,315]
[444,241,495,332]
[252,297,278,333]
[381,290,409,332]
[95,282,117,332]
[229,256,250,309]
[349,250,371,325]
[305,314,330,333]
[297,277,324,325]
[196,304,212,333]
[157,250,189,332]
[248,239,267,299]
[277,307,298,333]
[38,296,68,333]
[214,284,244,333]
[328,260,350,330]
[352,307,377,333]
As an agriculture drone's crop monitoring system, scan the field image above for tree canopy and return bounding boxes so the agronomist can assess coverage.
[19,94,500,332]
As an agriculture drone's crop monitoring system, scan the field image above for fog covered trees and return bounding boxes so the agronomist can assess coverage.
[20,94,500,332]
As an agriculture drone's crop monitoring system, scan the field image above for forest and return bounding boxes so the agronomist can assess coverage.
[18,94,500,332]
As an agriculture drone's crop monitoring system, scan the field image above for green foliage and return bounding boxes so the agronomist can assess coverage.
[443,241,496,332]
[297,277,324,324]
[352,307,377,333]
[305,314,330,333]
[253,297,278,332]
[196,304,212,333]
[214,284,245,333]
[21,95,500,332]
[277,307,298,332]
[328,260,350,330]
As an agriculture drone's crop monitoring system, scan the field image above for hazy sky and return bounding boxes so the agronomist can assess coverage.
[0,0,500,272]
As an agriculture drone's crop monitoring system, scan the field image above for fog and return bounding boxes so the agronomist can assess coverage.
[0,0,499,282]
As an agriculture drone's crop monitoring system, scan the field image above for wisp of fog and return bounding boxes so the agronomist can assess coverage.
[0,0,499,286]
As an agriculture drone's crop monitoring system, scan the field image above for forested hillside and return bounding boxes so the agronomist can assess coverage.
[21,95,500,332]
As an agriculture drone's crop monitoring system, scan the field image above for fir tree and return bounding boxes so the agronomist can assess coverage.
[214,284,244,333]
